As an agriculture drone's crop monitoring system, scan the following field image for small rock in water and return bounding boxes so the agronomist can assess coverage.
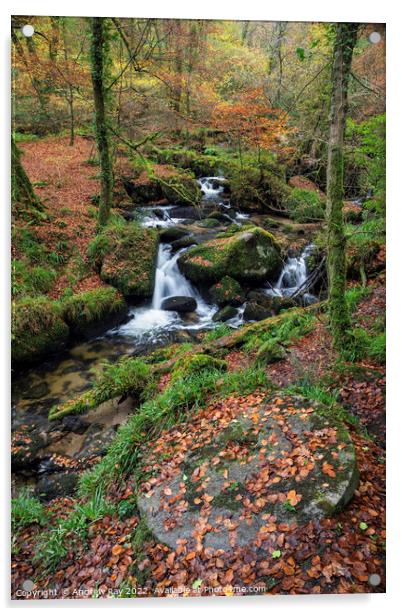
[161,296,197,313]
[212,305,238,322]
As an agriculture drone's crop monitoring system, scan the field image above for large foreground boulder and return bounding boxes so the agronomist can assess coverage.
[178,227,282,285]
[138,393,359,552]
[88,221,159,298]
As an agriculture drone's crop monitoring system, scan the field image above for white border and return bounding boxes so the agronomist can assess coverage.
[1,0,400,613]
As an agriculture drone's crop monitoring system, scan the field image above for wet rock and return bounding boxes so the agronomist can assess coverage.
[170,236,197,252]
[161,296,197,313]
[198,218,221,228]
[138,393,359,551]
[61,415,90,435]
[159,226,189,242]
[35,471,79,502]
[76,425,117,459]
[212,306,238,322]
[169,206,202,221]
[11,424,46,472]
[25,382,50,400]
[243,301,275,322]
[95,224,159,298]
[178,226,281,285]
[209,276,245,307]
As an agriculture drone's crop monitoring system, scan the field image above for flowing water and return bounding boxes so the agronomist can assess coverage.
[114,243,217,343]
[12,176,312,492]
[266,244,317,305]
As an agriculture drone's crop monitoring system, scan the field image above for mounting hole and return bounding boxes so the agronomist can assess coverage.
[21,24,34,38]
[368,31,381,44]
[368,573,381,586]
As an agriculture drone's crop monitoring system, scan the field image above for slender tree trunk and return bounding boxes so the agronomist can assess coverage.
[90,17,113,227]
[326,23,358,348]
[61,19,75,146]
[11,136,42,212]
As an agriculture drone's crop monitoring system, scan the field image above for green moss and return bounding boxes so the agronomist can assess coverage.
[148,146,218,176]
[284,188,325,222]
[178,226,281,284]
[12,297,69,365]
[89,221,159,297]
[49,357,155,421]
[171,353,228,383]
[209,276,245,306]
[221,159,290,211]
[61,286,126,336]
[12,260,57,297]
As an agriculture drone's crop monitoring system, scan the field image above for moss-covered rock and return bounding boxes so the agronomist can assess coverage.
[209,276,245,307]
[178,226,282,285]
[89,222,159,298]
[123,164,202,206]
[61,287,128,339]
[212,306,238,322]
[283,187,325,223]
[12,297,69,366]
[148,146,218,177]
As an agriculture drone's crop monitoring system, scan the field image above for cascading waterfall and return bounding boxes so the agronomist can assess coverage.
[266,244,317,304]
[117,244,216,341]
[198,176,227,201]
[112,176,252,341]
[152,244,201,309]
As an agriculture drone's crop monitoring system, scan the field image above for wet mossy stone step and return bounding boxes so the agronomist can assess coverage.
[137,393,359,552]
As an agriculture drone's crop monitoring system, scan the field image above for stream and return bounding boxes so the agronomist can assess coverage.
[11,176,317,498]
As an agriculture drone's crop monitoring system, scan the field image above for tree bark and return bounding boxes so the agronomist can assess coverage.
[90,17,113,227]
[326,23,358,348]
[11,136,43,213]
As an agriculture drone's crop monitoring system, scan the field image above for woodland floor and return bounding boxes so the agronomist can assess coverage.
[14,136,103,298]
[11,283,386,598]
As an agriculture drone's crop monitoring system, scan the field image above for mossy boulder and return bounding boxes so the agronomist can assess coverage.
[12,297,69,366]
[283,187,325,223]
[61,287,128,339]
[178,226,282,285]
[88,222,158,298]
[149,146,218,177]
[123,164,201,206]
[209,276,245,307]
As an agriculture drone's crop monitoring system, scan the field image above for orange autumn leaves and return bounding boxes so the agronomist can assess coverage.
[212,88,290,153]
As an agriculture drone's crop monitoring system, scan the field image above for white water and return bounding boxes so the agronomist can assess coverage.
[198,176,227,200]
[266,244,317,304]
[111,176,253,343]
[139,205,185,229]
[116,244,217,341]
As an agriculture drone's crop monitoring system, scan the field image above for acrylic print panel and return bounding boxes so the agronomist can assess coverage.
[11,15,385,600]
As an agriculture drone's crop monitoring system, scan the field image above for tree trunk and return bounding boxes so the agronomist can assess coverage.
[90,17,113,228]
[326,23,358,348]
[11,136,43,213]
